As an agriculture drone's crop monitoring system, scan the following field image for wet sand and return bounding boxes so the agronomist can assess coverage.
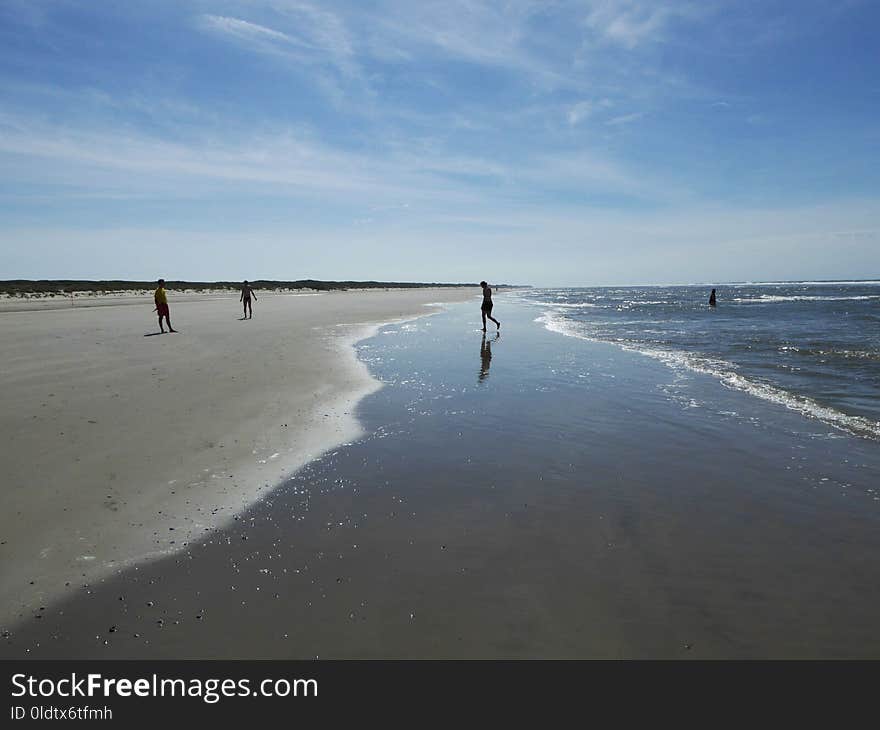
[0,287,473,627]
[4,298,880,658]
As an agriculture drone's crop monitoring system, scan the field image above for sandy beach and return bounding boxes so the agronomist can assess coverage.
[4,295,880,658]
[0,287,473,628]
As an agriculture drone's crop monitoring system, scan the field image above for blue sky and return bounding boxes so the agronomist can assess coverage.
[1,0,878,285]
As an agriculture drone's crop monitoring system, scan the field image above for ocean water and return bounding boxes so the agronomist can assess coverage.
[517,282,880,441]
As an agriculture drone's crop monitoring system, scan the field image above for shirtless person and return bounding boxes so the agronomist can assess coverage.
[480,281,501,332]
[240,280,257,319]
[154,279,176,333]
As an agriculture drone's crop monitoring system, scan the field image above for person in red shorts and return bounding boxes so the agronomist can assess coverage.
[154,279,177,333]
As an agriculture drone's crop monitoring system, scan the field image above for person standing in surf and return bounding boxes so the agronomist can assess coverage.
[480,281,501,332]
[709,288,717,307]
[154,279,176,333]
[240,280,257,319]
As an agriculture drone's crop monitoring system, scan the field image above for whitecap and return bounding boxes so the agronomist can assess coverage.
[535,310,880,441]
[732,295,880,303]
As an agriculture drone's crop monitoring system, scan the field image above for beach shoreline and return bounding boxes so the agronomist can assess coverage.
[0,287,474,627]
[4,297,880,658]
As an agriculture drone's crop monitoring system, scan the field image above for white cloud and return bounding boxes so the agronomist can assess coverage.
[193,1,719,113]
[268,2,357,74]
[5,0,876,284]
[567,98,612,126]
[0,103,677,212]
[605,111,645,126]
[197,8,358,81]
[582,1,703,49]
[200,14,291,44]
[363,1,538,66]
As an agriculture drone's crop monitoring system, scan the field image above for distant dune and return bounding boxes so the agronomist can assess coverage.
[0,279,488,297]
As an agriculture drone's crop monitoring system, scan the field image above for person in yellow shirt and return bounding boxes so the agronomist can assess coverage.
[154,279,176,333]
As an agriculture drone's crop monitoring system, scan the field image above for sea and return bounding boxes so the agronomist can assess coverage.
[516,281,880,441]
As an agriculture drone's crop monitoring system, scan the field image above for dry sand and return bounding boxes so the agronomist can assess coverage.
[0,287,473,626]
[0,288,317,313]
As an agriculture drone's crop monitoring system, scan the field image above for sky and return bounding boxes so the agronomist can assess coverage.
[1,0,879,286]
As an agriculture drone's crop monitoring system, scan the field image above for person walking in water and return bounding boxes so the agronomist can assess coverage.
[480,281,501,332]
[709,288,717,307]
[154,279,176,333]
[240,280,257,319]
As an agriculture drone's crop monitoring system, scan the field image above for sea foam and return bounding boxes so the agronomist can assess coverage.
[535,310,880,442]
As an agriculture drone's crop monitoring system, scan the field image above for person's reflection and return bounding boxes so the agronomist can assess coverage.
[479,332,500,382]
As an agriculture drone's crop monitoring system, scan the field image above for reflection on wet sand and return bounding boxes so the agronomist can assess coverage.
[479,332,500,382]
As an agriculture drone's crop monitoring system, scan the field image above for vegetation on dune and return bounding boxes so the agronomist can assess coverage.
[0,279,496,296]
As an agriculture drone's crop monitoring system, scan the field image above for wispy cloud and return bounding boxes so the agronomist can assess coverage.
[3,0,878,283]
[567,98,613,126]
[361,1,539,68]
[606,111,645,126]
[193,1,720,119]
[0,104,679,212]
[197,6,359,82]
[582,0,704,49]
[200,15,291,44]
